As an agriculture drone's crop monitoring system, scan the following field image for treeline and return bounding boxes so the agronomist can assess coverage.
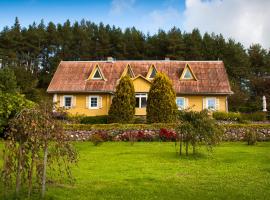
[0,17,269,111]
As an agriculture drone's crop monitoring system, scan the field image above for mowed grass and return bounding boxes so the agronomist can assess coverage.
[0,141,270,200]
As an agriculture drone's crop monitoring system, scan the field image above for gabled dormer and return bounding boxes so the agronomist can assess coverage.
[87,64,106,81]
[180,64,197,80]
[146,64,158,79]
[121,64,135,78]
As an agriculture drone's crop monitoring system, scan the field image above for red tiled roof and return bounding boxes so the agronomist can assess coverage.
[47,60,232,95]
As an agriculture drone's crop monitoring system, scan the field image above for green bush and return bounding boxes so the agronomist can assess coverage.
[0,92,34,135]
[80,115,108,124]
[66,114,85,123]
[241,112,267,121]
[212,112,242,121]
[244,129,257,145]
[90,133,104,146]
[133,116,146,124]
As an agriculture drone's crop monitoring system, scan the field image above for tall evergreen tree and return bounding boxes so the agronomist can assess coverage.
[147,73,177,123]
[167,27,185,60]
[248,44,268,76]
[0,67,18,93]
[108,76,136,123]
[183,29,203,60]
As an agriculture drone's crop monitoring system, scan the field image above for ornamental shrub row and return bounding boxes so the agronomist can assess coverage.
[64,123,177,131]
[241,112,268,121]
[212,112,242,121]
[80,115,108,124]
[64,122,270,131]
[213,111,268,122]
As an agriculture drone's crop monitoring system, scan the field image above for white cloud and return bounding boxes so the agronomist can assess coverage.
[138,7,183,34]
[109,0,136,15]
[183,0,270,48]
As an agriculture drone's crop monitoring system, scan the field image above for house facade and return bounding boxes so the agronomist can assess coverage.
[47,60,232,116]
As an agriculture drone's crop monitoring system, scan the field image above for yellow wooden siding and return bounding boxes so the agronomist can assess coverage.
[177,95,227,112]
[133,77,151,92]
[57,94,110,116]
[135,108,146,116]
[55,94,227,116]
[54,74,227,116]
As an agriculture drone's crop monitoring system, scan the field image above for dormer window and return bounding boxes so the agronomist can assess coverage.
[146,64,158,79]
[183,69,192,79]
[180,64,197,80]
[121,64,135,78]
[126,67,134,78]
[87,64,106,81]
[149,67,157,79]
[93,68,102,79]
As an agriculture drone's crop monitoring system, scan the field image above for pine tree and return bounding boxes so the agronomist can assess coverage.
[167,27,185,60]
[0,67,18,93]
[108,76,136,123]
[147,73,177,123]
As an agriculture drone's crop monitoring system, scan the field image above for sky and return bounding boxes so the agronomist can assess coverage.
[0,0,269,49]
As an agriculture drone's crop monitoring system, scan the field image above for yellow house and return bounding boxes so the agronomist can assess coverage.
[47,59,233,116]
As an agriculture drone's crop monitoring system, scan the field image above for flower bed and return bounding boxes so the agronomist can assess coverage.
[65,123,270,142]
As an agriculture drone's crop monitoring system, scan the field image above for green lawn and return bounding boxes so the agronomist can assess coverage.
[1,141,270,200]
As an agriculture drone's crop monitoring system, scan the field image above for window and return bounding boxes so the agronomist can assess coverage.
[183,69,192,79]
[176,97,185,110]
[206,98,216,110]
[89,96,98,109]
[64,96,72,108]
[120,64,134,78]
[147,65,157,79]
[180,64,197,80]
[149,68,157,79]
[135,93,147,108]
[93,69,102,79]
[87,64,106,80]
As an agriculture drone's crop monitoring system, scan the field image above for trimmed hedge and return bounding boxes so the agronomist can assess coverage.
[64,123,177,131]
[64,122,270,131]
[222,123,270,129]
[212,112,242,121]
[213,111,268,122]
[241,112,267,121]
[80,115,108,124]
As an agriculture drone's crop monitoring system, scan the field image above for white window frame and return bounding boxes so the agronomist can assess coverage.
[135,93,147,108]
[206,97,216,111]
[176,97,185,110]
[89,95,99,109]
[64,95,73,109]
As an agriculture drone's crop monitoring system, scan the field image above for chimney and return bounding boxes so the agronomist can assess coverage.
[107,57,114,62]
[165,57,170,61]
